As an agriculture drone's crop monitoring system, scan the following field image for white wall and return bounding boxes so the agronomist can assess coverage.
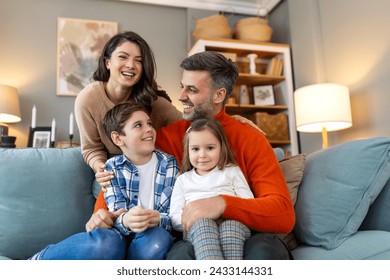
[289,0,390,153]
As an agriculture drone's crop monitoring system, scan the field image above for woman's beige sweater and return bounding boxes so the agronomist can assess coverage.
[74,81,182,169]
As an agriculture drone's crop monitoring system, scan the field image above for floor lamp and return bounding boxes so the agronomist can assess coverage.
[294,83,352,149]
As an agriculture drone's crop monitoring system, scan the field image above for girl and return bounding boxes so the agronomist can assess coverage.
[169,118,254,260]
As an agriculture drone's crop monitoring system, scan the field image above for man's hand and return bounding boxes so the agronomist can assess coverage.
[122,206,160,233]
[85,208,124,232]
[95,163,114,192]
[181,196,226,235]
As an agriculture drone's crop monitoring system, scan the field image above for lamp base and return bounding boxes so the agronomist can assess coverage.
[322,127,328,149]
[0,124,9,138]
[0,135,16,148]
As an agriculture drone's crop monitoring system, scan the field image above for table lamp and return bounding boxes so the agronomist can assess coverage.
[0,85,21,148]
[294,83,352,149]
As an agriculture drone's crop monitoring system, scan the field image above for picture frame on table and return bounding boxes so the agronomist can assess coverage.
[253,85,275,106]
[56,17,118,96]
[28,127,51,148]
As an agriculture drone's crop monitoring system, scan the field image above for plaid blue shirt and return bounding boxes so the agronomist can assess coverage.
[104,149,179,236]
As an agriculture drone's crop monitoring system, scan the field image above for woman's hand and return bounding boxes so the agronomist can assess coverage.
[232,114,265,135]
[95,163,114,192]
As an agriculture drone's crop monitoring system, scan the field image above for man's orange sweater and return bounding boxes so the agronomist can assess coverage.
[94,109,295,233]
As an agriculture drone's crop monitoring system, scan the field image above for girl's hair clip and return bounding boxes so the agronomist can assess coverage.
[185,126,193,134]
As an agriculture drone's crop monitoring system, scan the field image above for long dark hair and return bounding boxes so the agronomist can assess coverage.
[93,31,172,111]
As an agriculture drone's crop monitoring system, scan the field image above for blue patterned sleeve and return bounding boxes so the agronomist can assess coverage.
[104,158,131,235]
[158,155,180,231]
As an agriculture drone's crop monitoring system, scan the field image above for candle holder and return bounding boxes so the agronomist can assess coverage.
[27,127,35,147]
[69,134,74,147]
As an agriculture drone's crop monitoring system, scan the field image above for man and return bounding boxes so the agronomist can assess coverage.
[93,51,295,259]
[154,51,295,259]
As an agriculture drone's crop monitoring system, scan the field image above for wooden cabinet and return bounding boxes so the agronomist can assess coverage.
[188,38,298,156]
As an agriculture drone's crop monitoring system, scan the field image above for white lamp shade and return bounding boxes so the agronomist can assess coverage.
[0,85,21,123]
[294,83,352,132]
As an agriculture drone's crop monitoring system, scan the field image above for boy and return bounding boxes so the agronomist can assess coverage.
[102,103,180,260]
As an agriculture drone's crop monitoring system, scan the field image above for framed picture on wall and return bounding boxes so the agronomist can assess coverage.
[253,85,275,106]
[28,127,51,148]
[56,17,118,96]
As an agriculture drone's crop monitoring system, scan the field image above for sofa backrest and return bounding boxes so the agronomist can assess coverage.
[0,147,95,259]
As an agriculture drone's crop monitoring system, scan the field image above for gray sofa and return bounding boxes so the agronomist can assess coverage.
[1,137,390,260]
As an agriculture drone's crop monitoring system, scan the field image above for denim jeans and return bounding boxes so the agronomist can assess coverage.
[29,227,173,260]
[128,227,173,260]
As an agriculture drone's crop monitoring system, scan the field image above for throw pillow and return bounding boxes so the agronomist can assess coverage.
[294,137,390,250]
[279,153,306,204]
[277,153,306,250]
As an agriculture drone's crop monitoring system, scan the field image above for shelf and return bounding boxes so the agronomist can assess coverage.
[237,73,285,86]
[226,104,287,115]
[190,38,290,57]
[268,140,291,146]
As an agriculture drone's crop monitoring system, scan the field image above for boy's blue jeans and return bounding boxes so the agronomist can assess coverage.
[29,227,173,260]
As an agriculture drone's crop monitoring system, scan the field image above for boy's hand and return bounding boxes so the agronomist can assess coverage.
[122,206,159,233]
[85,208,124,232]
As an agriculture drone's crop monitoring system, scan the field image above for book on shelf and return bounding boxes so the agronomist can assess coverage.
[265,58,283,76]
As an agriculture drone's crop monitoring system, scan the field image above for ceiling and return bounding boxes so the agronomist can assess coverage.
[115,0,282,16]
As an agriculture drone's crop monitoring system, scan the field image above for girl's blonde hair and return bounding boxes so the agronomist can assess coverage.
[181,118,236,172]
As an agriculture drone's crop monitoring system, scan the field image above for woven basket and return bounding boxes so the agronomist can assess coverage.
[234,17,272,42]
[255,112,289,141]
[192,14,233,41]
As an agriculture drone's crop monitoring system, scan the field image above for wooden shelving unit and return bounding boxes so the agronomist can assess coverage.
[189,38,298,156]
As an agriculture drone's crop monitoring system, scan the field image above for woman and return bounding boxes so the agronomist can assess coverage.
[75,31,182,174]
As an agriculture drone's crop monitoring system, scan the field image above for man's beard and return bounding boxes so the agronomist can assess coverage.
[183,95,215,122]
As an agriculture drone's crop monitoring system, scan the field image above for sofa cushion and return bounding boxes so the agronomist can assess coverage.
[277,153,306,250]
[0,147,96,259]
[360,177,390,231]
[294,137,390,250]
[292,230,390,260]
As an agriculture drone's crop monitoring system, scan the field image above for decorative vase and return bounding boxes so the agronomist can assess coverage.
[247,53,258,74]
[239,85,250,105]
